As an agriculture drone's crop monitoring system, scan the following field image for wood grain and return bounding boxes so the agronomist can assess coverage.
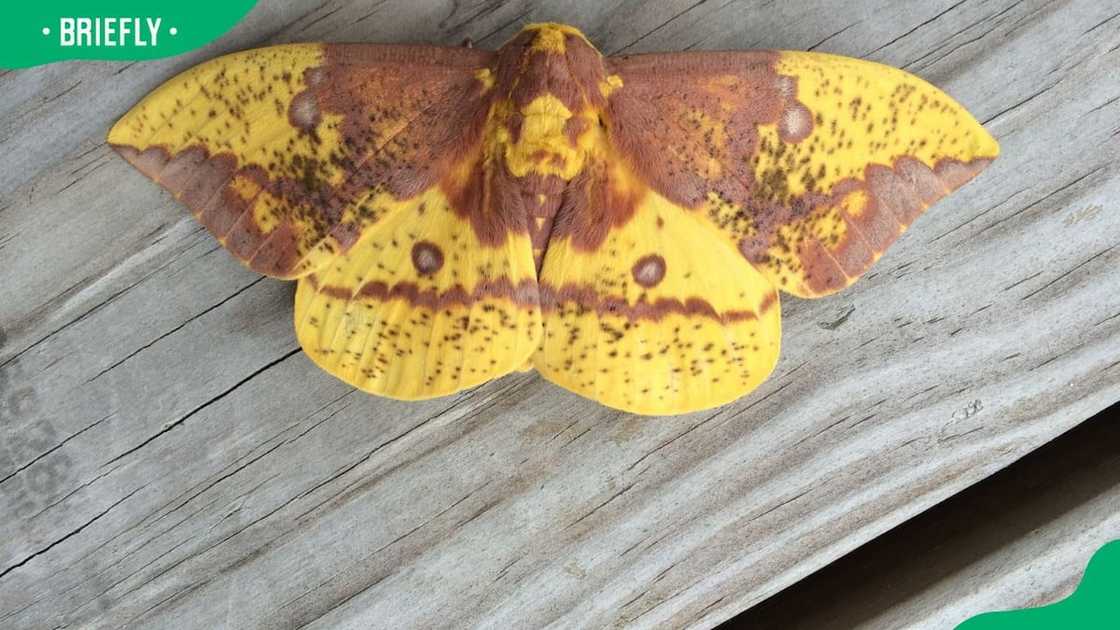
[1,1,1118,628]
[738,402,1120,629]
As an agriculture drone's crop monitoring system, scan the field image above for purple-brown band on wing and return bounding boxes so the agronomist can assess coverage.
[782,155,990,294]
[307,275,540,311]
[538,283,771,324]
[309,275,771,325]
[114,144,308,276]
[732,155,991,294]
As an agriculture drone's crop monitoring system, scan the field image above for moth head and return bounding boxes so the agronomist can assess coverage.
[496,22,603,72]
[494,23,611,110]
[515,23,595,55]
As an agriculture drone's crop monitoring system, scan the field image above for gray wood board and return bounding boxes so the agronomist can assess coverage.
[1,1,1118,628]
[740,404,1120,629]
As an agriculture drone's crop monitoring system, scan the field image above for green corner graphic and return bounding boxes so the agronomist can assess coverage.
[1,1,258,69]
[957,540,1120,629]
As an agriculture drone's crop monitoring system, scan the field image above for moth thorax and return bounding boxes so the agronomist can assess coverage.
[506,94,598,179]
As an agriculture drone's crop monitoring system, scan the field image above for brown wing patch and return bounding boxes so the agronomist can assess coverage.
[109,43,497,278]
[606,50,999,297]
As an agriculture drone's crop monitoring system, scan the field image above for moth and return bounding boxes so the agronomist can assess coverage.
[109,23,998,415]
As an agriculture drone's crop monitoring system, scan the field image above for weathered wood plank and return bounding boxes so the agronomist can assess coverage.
[1,1,1118,628]
[738,403,1120,629]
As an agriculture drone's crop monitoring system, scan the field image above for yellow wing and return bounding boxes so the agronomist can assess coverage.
[535,167,780,415]
[109,43,496,278]
[606,50,999,297]
[534,48,997,414]
[295,187,541,399]
[110,42,543,399]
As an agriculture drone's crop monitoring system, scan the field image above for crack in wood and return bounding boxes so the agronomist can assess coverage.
[565,478,640,529]
[864,0,968,58]
[86,276,266,384]
[982,80,1062,125]
[100,347,301,469]
[0,483,146,581]
[1020,245,1114,301]
[978,166,1106,236]
[807,22,861,52]
[0,413,112,489]
[611,0,710,54]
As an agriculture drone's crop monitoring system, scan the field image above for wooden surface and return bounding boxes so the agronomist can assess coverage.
[1,1,1118,628]
[738,402,1120,629]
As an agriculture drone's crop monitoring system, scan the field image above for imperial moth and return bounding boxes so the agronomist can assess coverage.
[108,23,998,415]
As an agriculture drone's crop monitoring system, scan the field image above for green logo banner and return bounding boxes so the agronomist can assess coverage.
[958,540,1120,629]
[0,1,258,69]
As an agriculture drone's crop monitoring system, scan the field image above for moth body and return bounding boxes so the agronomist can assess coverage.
[487,24,614,269]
